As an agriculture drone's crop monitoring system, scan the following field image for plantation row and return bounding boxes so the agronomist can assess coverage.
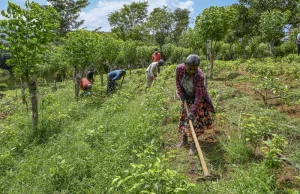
[213,56,300,108]
[1,61,300,193]
[2,0,300,133]
[0,0,299,193]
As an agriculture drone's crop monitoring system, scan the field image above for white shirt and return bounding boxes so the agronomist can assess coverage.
[146,62,159,77]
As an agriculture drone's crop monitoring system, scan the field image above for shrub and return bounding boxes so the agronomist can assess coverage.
[108,147,194,194]
[0,83,8,91]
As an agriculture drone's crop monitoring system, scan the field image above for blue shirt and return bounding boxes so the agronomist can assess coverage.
[108,70,123,81]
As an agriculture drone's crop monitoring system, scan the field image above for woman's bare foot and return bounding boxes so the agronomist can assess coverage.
[176,135,188,148]
[188,142,197,155]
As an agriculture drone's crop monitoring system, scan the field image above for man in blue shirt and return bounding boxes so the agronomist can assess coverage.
[107,69,126,94]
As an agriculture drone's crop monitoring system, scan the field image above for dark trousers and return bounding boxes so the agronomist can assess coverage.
[107,80,116,94]
[298,44,300,55]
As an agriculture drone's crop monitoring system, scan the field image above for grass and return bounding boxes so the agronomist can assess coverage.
[0,88,20,96]
[0,62,300,193]
[161,63,300,193]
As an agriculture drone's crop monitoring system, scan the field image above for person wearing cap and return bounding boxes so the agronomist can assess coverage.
[87,68,95,83]
[175,54,215,155]
[80,77,93,96]
[152,48,162,73]
[152,48,162,62]
[145,59,164,89]
[107,69,126,94]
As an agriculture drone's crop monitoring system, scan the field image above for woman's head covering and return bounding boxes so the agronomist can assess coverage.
[186,54,200,66]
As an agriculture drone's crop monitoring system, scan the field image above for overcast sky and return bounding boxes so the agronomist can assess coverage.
[0,0,237,32]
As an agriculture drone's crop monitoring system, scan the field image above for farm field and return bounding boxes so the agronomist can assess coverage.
[1,58,299,193]
[1,0,300,193]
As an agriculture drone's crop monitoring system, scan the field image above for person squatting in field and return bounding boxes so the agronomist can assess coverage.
[87,68,95,84]
[80,77,92,96]
[107,69,126,94]
[175,54,215,155]
[145,59,164,89]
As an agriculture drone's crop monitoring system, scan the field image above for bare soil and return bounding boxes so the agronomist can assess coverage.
[227,71,300,118]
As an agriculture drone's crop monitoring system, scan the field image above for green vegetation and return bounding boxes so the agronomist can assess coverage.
[0,61,299,193]
[0,83,8,90]
[0,68,10,82]
[0,0,300,193]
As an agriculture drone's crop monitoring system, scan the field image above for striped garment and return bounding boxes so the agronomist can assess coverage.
[175,63,215,138]
[175,63,215,114]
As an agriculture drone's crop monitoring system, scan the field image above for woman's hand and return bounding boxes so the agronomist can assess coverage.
[188,112,195,122]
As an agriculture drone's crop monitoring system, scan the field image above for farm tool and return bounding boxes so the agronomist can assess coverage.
[120,75,125,88]
[184,100,219,181]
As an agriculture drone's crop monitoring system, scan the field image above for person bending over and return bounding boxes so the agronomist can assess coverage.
[145,59,164,89]
[107,69,126,94]
[175,54,215,155]
[80,77,92,96]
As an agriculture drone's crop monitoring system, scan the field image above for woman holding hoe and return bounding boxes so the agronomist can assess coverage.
[175,54,215,155]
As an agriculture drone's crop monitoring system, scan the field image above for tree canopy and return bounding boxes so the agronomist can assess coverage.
[47,0,90,37]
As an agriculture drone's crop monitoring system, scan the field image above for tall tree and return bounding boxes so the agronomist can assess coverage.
[117,40,137,74]
[195,6,234,79]
[0,0,59,130]
[62,30,100,98]
[44,44,69,89]
[238,0,300,28]
[178,28,204,53]
[172,8,190,44]
[232,3,259,39]
[259,10,288,57]
[147,6,173,48]
[96,34,122,85]
[108,1,148,41]
[47,0,90,37]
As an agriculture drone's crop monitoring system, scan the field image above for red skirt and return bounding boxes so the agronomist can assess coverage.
[178,100,213,141]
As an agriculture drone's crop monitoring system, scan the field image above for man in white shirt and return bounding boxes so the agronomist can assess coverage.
[145,59,164,88]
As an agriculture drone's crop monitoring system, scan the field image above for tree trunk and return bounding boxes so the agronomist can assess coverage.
[269,41,274,58]
[28,78,38,130]
[100,73,104,86]
[74,69,80,99]
[20,78,28,112]
[209,40,214,79]
[53,73,57,92]
[100,65,104,86]
[14,80,18,97]
[54,79,57,89]
[209,54,214,79]
[60,72,64,82]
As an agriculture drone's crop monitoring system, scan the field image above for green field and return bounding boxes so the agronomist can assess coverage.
[1,59,299,193]
[1,0,300,193]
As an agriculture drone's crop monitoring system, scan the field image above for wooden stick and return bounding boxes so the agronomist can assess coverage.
[184,101,211,177]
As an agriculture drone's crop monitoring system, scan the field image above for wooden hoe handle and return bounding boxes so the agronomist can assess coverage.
[184,100,210,177]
